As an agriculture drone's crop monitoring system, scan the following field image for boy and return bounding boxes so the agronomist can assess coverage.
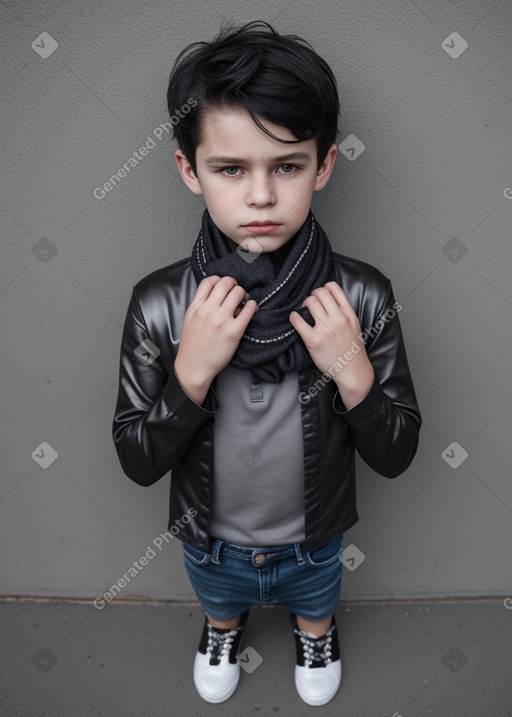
[112,20,421,707]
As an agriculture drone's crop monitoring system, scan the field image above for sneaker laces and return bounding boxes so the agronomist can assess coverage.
[297,626,334,668]
[206,624,238,666]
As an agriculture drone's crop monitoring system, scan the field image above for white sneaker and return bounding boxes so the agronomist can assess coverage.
[291,613,342,706]
[193,610,249,703]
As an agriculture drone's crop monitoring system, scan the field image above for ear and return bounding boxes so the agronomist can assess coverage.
[313,143,338,192]
[175,149,203,196]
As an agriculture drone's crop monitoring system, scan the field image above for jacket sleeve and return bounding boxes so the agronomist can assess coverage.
[112,287,218,486]
[332,281,421,478]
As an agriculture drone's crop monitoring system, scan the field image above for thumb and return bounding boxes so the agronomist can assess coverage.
[289,309,313,342]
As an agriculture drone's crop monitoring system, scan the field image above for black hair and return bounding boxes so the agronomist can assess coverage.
[166,20,340,174]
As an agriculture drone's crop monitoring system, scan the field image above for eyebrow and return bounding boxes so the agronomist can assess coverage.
[204,151,312,165]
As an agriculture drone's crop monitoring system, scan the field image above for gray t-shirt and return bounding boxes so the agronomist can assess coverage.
[209,364,306,547]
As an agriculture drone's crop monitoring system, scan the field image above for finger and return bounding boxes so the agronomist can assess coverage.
[234,298,259,328]
[302,294,329,320]
[289,310,316,343]
[192,274,224,303]
[322,281,356,315]
[206,275,239,306]
[233,290,253,317]
[309,286,342,317]
[220,283,250,315]
[301,295,335,334]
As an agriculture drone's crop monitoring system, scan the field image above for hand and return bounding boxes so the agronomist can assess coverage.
[174,275,258,403]
[289,281,374,409]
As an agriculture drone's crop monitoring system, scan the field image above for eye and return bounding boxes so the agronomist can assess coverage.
[279,164,298,174]
[221,166,240,176]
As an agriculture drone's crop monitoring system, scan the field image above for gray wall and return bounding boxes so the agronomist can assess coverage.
[1,0,511,604]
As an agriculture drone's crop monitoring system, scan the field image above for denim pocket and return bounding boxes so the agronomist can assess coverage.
[181,542,211,566]
[305,535,344,567]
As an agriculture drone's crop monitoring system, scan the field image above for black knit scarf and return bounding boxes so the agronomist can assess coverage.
[190,209,335,383]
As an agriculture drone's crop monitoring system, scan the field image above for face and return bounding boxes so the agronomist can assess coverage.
[175,106,337,253]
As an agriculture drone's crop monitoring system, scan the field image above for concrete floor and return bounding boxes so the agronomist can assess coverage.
[0,598,511,716]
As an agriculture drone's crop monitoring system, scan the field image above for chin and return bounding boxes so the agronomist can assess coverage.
[253,236,292,250]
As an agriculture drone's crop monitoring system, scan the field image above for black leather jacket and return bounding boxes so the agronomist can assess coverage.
[112,252,421,553]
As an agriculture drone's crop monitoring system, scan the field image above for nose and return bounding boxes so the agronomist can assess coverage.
[246,172,276,206]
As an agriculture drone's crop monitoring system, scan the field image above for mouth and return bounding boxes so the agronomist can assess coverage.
[241,221,282,234]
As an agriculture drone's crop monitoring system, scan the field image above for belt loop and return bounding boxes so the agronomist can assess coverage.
[211,539,223,564]
[294,542,305,566]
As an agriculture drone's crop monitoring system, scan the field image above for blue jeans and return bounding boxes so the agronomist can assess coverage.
[182,534,344,622]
